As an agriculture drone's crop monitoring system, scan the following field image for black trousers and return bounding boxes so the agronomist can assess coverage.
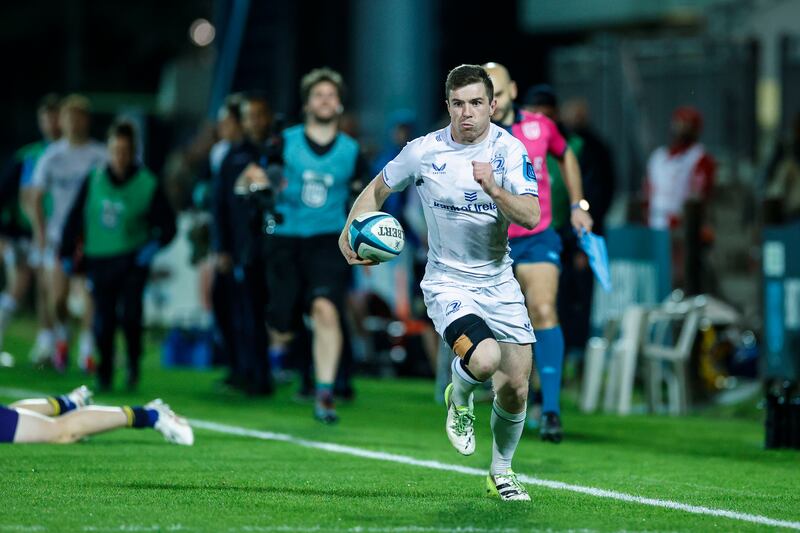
[232,261,273,395]
[86,254,148,389]
[557,228,594,355]
[211,270,238,382]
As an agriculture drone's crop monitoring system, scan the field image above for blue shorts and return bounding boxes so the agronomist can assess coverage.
[0,405,20,443]
[509,227,563,269]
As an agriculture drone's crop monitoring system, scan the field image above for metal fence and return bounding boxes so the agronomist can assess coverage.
[550,35,757,193]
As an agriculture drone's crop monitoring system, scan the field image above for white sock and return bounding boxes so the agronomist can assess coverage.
[36,329,54,347]
[79,329,94,357]
[450,357,482,407]
[490,399,526,475]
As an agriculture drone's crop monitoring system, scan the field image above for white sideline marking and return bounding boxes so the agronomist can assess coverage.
[1,526,521,532]
[191,419,800,531]
[1,387,797,530]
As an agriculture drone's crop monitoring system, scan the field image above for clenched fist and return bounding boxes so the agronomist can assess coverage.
[472,161,498,196]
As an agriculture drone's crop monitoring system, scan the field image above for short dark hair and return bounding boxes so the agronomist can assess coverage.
[38,93,61,113]
[222,93,243,122]
[445,64,494,102]
[300,67,345,104]
[525,84,557,108]
[241,91,272,114]
[107,120,136,148]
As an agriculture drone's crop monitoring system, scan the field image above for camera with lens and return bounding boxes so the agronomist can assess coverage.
[234,121,286,235]
[235,163,284,235]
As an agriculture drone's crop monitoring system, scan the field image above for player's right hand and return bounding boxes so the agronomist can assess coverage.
[472,161,499,196]
[339,227,376,266]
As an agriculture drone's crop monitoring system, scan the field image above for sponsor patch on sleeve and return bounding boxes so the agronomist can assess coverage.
[523,155,537,182]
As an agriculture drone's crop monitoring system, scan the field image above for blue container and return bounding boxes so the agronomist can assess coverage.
[162,328,214,369]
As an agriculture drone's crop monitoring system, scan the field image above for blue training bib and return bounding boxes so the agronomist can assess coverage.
[275,125,359,237]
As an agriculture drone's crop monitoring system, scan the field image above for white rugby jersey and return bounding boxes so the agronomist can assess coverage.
[382,123,538,286]
[31,138,107,244]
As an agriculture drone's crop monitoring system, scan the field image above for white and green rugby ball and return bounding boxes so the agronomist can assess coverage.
[348,211,405,263]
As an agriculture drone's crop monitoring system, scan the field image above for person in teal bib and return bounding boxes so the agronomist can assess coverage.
[60,122,176,391]
[239,68,368,423]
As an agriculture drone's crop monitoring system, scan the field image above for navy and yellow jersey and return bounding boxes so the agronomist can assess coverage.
[274,125,366,238]
[0,405,19,443]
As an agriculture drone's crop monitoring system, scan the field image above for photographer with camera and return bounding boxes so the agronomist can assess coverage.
[238,68,368,423]
[212,93,275,396]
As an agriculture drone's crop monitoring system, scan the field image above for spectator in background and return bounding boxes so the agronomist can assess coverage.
[206,95,245,389]
[765,112,800,223]
[29,95,106,373]
[0,94,61,353]
[646,106,715,230]
[561,98,616,236]
[192,94,246,212]
[644,106,716,291]
[60,122,176,391]
[239,68,370,423]
[371,111,416,177]
[210,94,245,177]
[559,98,617,364]
[212,92,274,396]
[369,111,420,250]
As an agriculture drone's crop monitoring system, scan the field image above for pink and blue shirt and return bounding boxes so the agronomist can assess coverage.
[503,110,567,238]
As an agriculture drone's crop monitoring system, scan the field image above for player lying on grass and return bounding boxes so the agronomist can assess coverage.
[0,385,193,445]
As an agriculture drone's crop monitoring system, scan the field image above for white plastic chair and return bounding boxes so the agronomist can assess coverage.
[641,296,706,415]
[580,305,649,415]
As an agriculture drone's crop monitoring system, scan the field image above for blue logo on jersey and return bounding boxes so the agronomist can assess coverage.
[464,191,478,202]
[433,200,497,213]
[523,155,537,182]
[446,301,462,316]
[432,162,447,174]
[491,155,505,173]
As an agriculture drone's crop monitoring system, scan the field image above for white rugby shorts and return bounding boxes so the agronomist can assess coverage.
[421,276,536,345]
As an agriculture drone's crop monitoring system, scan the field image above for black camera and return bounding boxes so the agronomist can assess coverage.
[235,117,287,235]
[235,164,284,235]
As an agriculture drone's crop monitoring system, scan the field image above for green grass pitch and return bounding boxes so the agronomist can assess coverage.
[1,318,798,532]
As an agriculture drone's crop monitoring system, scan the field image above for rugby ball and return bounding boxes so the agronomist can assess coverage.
[348,211,405,263]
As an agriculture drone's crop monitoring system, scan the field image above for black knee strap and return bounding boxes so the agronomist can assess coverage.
[444,314,494,364]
